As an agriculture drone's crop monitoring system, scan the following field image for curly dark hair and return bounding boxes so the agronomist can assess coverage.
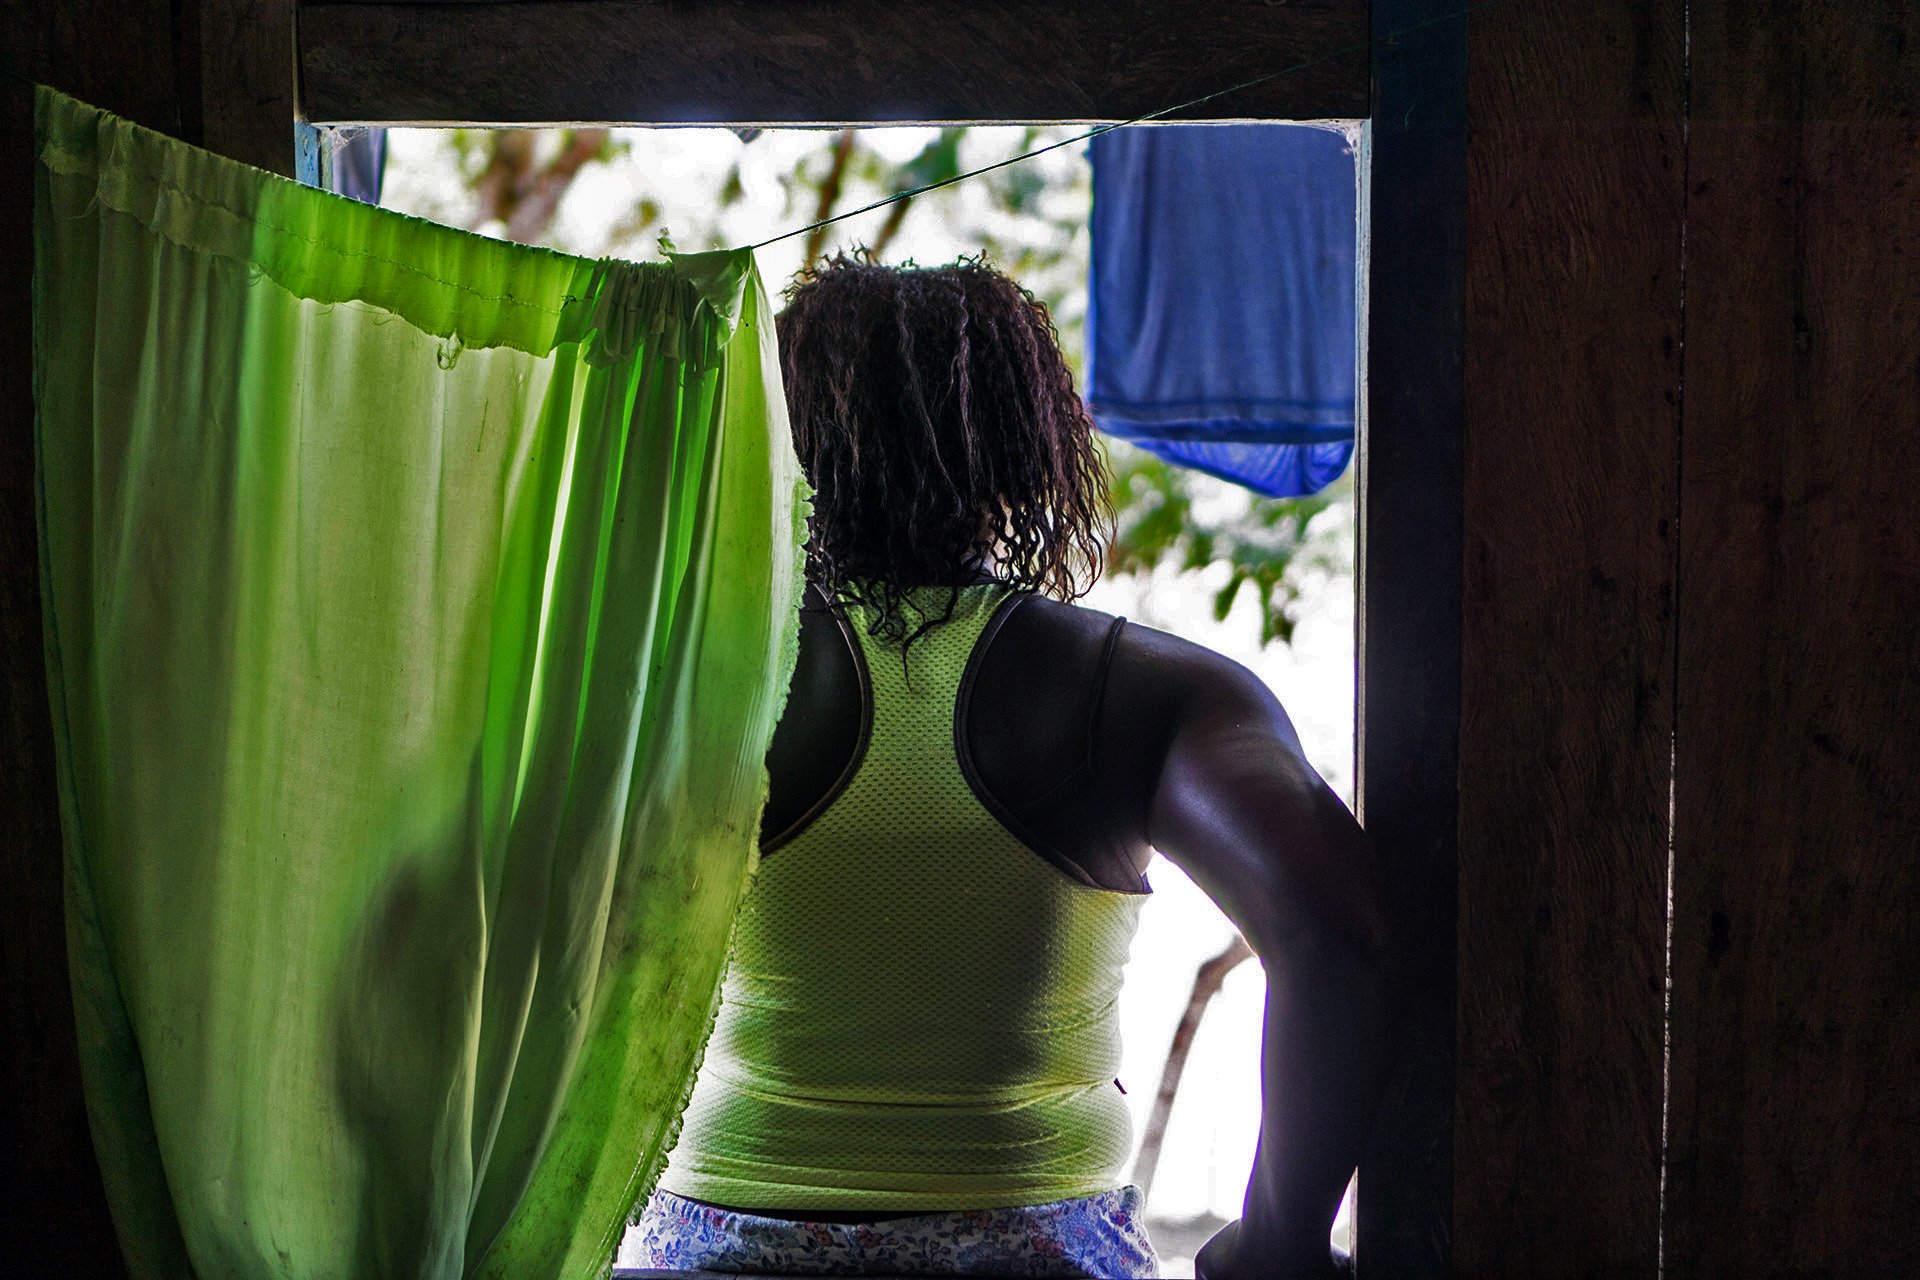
[777,253,1111,644]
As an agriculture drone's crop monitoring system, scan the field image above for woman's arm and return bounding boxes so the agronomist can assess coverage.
[1108,631,1400,1279]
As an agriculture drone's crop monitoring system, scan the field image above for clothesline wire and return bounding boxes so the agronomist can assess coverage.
[744,0,1503,252]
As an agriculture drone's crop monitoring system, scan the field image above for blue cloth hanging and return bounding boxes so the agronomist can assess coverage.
[1087,124,1358,498]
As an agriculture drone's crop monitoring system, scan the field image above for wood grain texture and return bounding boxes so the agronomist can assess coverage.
[297,0,1369,125]
[1354,1,1465,1275]
[199,0,297,174]
[1454,0,1683,1274]
[1666,3,1920,1274]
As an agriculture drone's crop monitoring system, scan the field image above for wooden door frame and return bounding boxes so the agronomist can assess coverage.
[307,12,1459,1258]
[7,2,1466,1274]
[299,3,1467,1266]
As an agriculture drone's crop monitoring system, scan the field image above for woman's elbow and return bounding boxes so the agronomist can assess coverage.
[1243,797,1393,978]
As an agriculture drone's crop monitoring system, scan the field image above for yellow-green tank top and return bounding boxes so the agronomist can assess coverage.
[659,584,1146,1210]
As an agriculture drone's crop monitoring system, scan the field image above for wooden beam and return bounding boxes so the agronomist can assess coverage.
[1353,1,1465,1275]
[1452,0,1684,1273]
[200,0,298,175]
[1665,3,1920,1273]
[298,0,1369,126]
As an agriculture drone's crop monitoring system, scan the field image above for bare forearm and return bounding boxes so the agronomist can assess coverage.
[1133,639,1401,1277]
[1231,935,1398,1276]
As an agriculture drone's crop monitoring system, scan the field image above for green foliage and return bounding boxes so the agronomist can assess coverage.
[421,125,1349,648]
[1106,443,1349,647]
[883,129,966,193]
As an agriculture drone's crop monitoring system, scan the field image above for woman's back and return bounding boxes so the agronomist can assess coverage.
[662,585,1144,1211]
[634,256,1393,1280]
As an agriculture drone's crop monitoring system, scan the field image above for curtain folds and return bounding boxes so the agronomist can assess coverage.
[32,86,808,1280]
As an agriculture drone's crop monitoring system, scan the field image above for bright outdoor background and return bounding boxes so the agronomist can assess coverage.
[375,123,1358,1274]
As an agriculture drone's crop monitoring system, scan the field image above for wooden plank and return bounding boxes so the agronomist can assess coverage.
[298,0,1369,125]
[1353,1,1465,1275]
[1451,0,1684,1274]
[1665,3,1920,1273]
[200,0,298,175]
[24,0,190,132]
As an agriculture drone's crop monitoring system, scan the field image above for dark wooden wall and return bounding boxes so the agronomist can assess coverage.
[1458,0,1920,1276]
[1456,0,1681,1271]
[5,0,1917,1276]
[4,5,181,1269]
[1664,2,1920,1274]
[299,0,1367,125]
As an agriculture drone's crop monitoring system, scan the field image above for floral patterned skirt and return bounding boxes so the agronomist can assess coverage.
[618,1185,1160,1277]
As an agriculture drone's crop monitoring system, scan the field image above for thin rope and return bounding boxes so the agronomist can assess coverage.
[746,0,1501,252]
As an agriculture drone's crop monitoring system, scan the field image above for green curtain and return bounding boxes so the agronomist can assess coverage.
[32,87,808,1280]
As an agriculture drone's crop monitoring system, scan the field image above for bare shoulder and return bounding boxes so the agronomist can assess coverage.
[989,590,1120,656]
[1110,614,1267,690]
[1007,593,1268,699]
[1101,611,1301,752]
[981,595,1308,779]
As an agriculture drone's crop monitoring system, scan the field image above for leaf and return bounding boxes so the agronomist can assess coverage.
[1212,575,1243,624]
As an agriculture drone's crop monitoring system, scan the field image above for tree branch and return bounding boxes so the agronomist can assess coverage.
[802,128,858,269]
[505,129,609,245]
[1132,932,1257,1202]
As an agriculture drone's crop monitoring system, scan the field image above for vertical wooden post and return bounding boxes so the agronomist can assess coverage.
[1666,3,1920,1272]
[1355,2,1465,1275]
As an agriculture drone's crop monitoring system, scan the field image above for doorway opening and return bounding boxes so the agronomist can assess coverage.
[355,118,1366,1275]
